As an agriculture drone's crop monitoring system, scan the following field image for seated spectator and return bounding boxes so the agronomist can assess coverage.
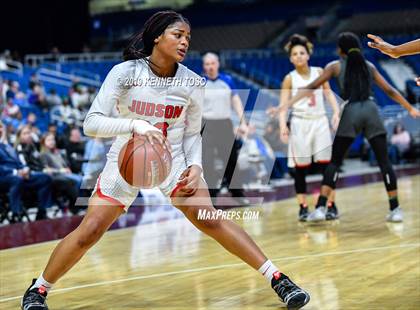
[82,137,106,188]
[47,123,66,148]
[263,117,288,179]
[64,126,86,174]
[389,123,411,164]
[46,89,63,108]
[87,86,97,105]
[0,55,7,71]
[236,124,275,186]
[58,97,79,125]
[6,81,25,100]
[70,84,89,110]
[2,98,23,131]
[40,132,82,214]
[29,73,41,89]
[0,77,7,104]
[15,125,78,214]
[28,84,48,110]
[0,120,52,222]
[22,113,41,145]
[368,123,412,166]
[5,123,18,145]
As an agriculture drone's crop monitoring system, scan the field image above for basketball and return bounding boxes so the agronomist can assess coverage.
[118,134,172,188]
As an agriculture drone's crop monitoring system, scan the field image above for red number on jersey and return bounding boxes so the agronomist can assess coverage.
[154,122,169,137]
[309,94,316,107]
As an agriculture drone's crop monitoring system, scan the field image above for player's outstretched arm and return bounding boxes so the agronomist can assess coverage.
[371,63,420,118]
[319,68,340,131]
[367,34,420,58]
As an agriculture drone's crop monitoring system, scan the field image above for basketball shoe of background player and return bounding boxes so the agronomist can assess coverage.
[326,204,339,220]
[307,206,327,222]
[386,207,403,222]
[298,206,309,221]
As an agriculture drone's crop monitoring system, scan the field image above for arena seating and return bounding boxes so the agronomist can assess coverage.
[334,9,420,37]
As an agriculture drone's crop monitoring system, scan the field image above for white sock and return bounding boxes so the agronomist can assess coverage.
[30,274,54,293]
[258,259,280,283]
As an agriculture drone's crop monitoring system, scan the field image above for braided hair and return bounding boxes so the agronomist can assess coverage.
[123,10,190,61]
[338,32,371,102]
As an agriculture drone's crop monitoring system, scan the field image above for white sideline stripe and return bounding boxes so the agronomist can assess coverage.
[1,242,419,303]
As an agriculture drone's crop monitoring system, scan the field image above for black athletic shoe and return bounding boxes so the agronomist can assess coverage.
[271,272,310,309]
[326,205,339,220]
[21,279,49,310]
[298,207,309,222]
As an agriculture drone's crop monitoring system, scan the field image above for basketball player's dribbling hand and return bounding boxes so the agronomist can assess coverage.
[144,130,172,151]
[131,119,171,151]
[176,165,202,196]
[409,107,420,118]
[279,125,289,144]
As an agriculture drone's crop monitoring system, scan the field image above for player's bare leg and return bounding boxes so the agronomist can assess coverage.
[171,179,310,308]
[43,193,125,282]
[173,179,266,269]
[296,194,307,206]
[21,193,124,310]
[327,190,335,203]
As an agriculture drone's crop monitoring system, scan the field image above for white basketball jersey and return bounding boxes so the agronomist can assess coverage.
[290,67,326,117]
[85,58,204,165]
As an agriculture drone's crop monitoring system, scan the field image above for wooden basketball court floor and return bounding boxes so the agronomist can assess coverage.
[1,175,419,309]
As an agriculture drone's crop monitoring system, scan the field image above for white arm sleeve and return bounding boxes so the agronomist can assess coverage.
[83,64,132,137]
[83,64,157,138]
[183,85,204,169]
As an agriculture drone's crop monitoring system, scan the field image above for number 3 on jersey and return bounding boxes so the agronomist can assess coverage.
[154,122,169,137]
[309,93,316,107]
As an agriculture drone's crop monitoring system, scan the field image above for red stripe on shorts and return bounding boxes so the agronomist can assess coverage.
[96,175,126,209]
[316,160,330,164]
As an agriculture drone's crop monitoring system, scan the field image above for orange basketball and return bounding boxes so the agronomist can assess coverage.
[118,134,172,188]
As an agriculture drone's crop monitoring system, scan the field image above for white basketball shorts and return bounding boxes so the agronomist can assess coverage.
[287,115,332,168]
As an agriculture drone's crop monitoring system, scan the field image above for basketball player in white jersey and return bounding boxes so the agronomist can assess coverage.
[21,11,310,310]
[270,34,340,221]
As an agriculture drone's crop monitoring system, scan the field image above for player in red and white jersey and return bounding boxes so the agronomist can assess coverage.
[22,11,310,310]
[269,34,340,221]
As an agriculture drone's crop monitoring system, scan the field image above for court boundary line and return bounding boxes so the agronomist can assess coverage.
[1,242,419,303]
